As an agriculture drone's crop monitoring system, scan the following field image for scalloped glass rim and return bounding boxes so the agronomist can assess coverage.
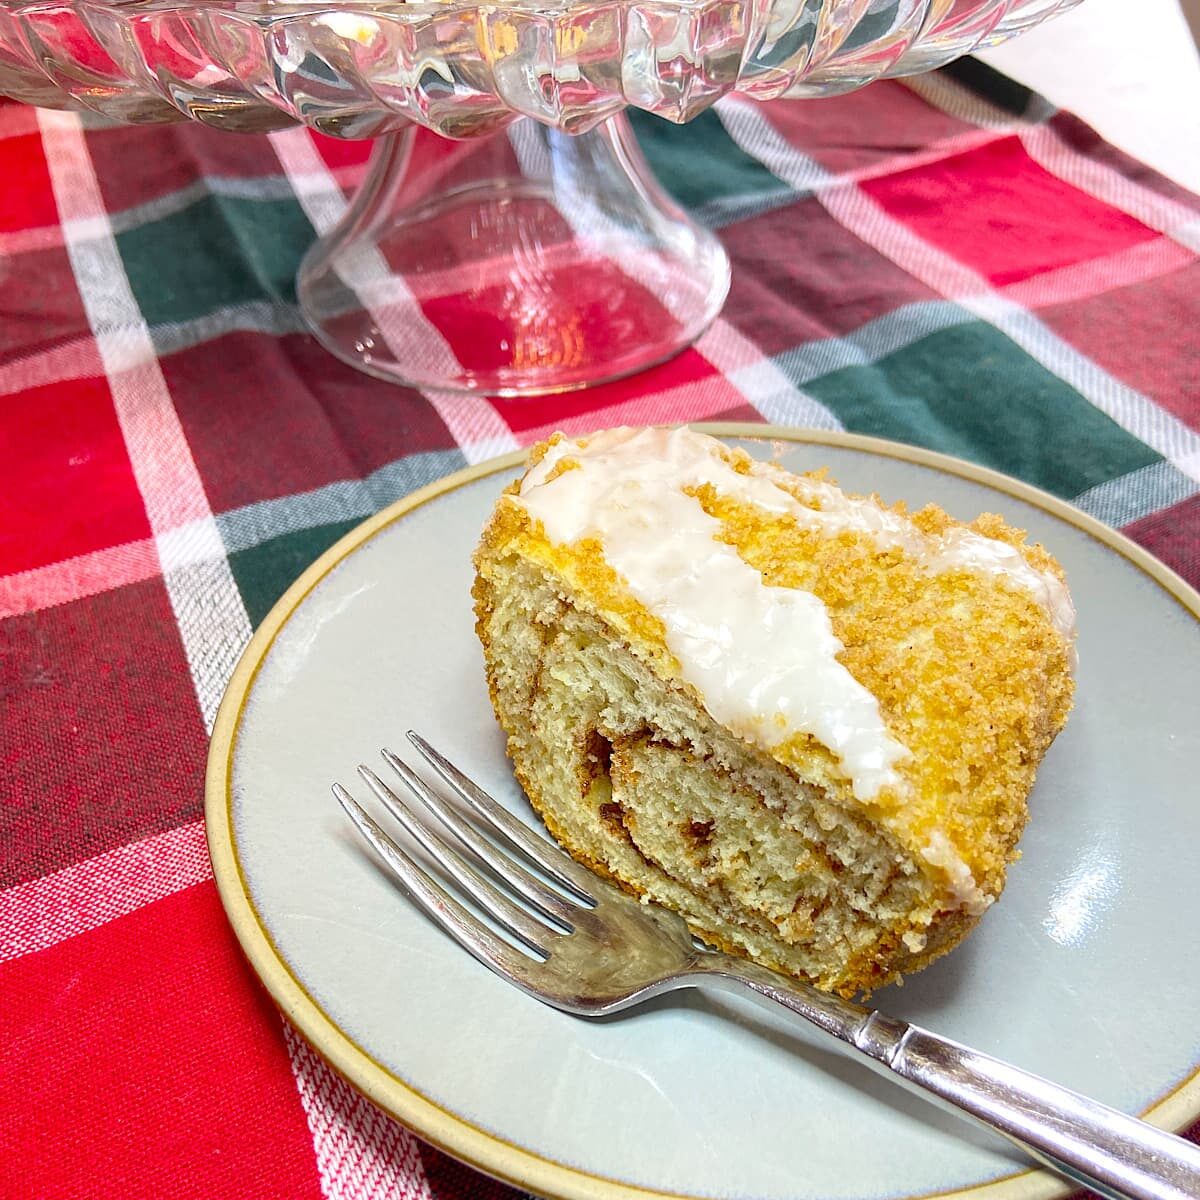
[0,0,1089,103]
[0,0,1087,13]
[8,0,795,10]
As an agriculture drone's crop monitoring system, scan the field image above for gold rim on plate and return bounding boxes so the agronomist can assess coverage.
[205,424,1200,1200]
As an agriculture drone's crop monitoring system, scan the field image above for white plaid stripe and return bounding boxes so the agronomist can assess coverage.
[366,448,473,503]
[0,821,209,961]
[900,71,1037,131]
[823,189,1200,482]
[221,449,467,527]
[424,391,519,464]
[696,319,843,430]
[1000,236,1195,310]
[266,130,519,465]
[714,98,1200,485]
[36,108,253,732]
[1072,461,1200,528]
[267,129,464,381]
[284,1025,434,1200]
[0,334,102,397]
[0,537,160,619]
[148,300,307,357]
[903,73,1200,253]
[696,126,1007,227]
[696,188,796,229]
[0,223,64,254]
[772,299,969,385]
[104,173,330,237]
[0,103,39,139]
[514,372,750,444]
[216,482,374,553]
[1,449,462,619]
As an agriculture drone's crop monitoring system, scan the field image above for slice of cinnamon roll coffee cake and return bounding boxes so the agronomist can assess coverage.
[472,427,1074,996]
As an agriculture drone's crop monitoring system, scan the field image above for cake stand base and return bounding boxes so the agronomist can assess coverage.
[296,116,731,397]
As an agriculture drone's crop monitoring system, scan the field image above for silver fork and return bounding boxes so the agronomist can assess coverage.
[334,732,1200,1200]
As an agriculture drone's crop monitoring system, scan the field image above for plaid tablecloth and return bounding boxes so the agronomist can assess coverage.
[2,57,1199,1200]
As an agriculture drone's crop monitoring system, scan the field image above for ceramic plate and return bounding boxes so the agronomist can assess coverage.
[206,425,1200,1200]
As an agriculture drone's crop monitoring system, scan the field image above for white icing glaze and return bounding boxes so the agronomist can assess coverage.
[516,426,913,802]
[521,425,1075,641]
[921,831,993,917]
[513,426,1075,910]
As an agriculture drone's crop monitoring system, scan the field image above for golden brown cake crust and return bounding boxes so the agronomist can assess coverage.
[472,431,1074,996]
[694,476,1074,900]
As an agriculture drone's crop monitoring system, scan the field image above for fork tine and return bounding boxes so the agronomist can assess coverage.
[332,784,539,981]
[381,748,578,927]
[406,731,595,903]
[356,767,558,956]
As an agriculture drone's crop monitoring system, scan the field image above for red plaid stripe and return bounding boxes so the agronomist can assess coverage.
[0,883,324,1200]
[1,374,151,575]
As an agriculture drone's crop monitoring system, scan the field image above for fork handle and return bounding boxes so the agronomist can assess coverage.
[870,1020,1200,1200]
[705,967,1200,1200]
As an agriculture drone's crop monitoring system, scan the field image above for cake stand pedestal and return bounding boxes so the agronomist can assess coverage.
[297,115,729,396]
[0,0,1086,395]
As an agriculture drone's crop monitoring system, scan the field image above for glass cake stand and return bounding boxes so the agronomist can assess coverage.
[0,0,1082,394]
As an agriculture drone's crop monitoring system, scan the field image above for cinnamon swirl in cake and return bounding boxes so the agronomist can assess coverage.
[472,427,1074,996]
